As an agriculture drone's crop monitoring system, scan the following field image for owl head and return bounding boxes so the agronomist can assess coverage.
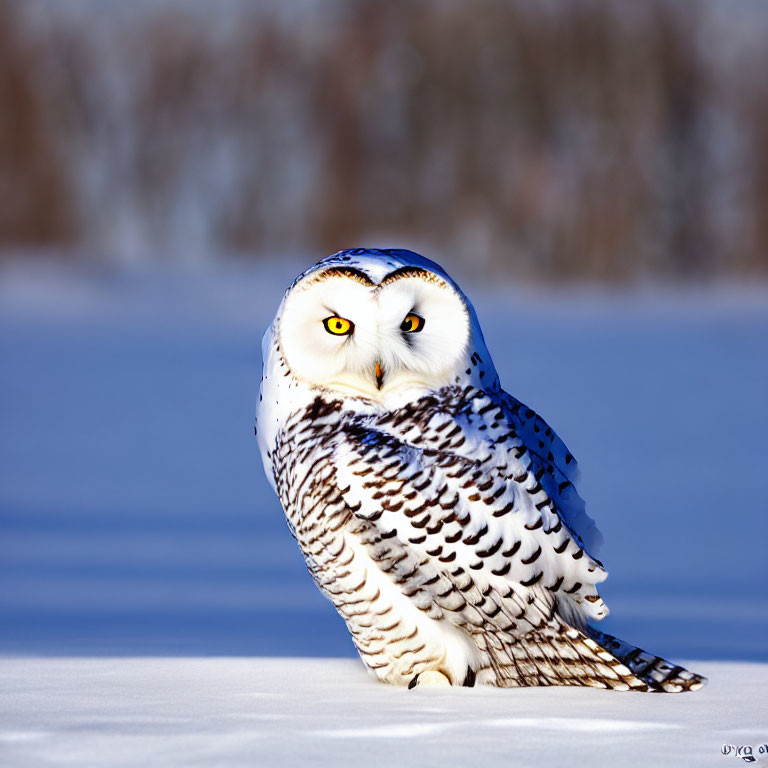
[270,249,497,403]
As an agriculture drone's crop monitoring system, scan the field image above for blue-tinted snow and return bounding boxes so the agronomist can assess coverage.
[0,261,766,660]
[1,658,764,768]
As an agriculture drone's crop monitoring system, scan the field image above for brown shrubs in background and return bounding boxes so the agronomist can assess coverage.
[0,0,767,281]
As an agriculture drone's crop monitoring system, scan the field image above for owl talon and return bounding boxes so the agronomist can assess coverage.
[408,670,451,689]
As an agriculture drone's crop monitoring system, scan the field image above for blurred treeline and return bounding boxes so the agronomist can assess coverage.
[1,0,767,281]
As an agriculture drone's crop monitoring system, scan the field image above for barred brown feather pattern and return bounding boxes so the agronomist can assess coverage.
[269,385,706,692]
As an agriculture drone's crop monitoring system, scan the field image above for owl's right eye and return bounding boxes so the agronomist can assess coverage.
[323,316,354,336]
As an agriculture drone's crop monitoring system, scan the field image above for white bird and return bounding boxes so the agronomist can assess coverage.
[256,248,705,692]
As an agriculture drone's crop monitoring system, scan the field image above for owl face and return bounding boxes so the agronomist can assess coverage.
[278,264,472,399]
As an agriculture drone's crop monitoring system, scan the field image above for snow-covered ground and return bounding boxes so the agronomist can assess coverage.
[1,259,766,662]
[1,658,766,767]
[0,259,766,765]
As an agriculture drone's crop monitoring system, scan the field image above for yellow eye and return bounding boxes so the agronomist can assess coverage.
[323,316,354,336]
[400,313,425,333]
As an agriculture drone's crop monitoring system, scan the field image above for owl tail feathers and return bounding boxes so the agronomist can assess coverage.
[584,627,707,693]
[486,624,706,692]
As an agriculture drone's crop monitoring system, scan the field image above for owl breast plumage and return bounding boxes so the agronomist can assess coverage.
[256,249,705,692]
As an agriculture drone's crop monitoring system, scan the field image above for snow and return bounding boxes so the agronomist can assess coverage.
[1,260,766,662]
[0,259,766,764]
[1,658,766,767]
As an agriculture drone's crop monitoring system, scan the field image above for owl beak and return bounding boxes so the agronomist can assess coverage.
[375,360,384,389]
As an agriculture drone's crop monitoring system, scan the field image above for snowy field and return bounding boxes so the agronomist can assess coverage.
[0,258,766,765]
[1,258,766,660]
[1,658,766,767]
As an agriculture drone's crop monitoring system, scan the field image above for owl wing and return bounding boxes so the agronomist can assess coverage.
[333,386,609,635]
[498,391,603,556]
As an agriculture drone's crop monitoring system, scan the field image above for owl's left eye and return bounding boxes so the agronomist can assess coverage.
[323,316,354,336]
[400,313,425,333]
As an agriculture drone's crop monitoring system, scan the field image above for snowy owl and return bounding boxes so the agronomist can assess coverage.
[256,248,705,692]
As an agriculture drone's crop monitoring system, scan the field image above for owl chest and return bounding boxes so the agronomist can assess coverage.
[273,421,349,541]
